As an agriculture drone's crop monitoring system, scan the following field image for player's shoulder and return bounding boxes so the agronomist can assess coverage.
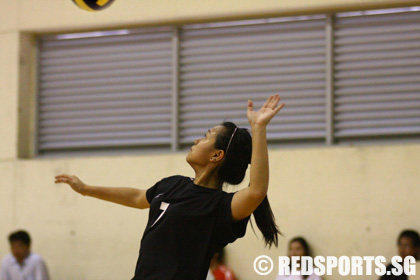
[155,175,193,189]
[160,175,192,184]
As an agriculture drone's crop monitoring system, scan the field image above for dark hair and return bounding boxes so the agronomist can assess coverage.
[214,121,280,248]
[289,237,311,280]
[9,230,31,246]
[398,229,420,259]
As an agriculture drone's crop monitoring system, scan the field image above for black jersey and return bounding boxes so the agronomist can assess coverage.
[132,175,250,280]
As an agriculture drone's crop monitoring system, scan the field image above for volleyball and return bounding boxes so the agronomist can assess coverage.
[72,0,115,12]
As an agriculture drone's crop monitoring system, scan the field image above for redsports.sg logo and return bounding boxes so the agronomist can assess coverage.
[253,255,416,276]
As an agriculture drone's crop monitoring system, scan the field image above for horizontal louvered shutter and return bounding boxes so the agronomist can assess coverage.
[179,18,327,145]
[333,11,420,139]
[38,28,173,153]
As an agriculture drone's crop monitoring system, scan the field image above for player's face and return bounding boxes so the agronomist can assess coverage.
[398,237,419,260]
[186,125,225,168]
[10,240,30,263]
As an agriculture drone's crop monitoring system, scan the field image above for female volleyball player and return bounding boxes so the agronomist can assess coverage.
[55,94,284,280]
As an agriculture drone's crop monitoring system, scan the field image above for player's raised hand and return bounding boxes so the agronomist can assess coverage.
[55,174,87,195]
[247,94,284,127]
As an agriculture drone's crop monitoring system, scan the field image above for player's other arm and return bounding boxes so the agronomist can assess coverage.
[55,174,150,209]
[231,95,284,222]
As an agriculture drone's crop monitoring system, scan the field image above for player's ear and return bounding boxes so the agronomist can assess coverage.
[211,150,225,162]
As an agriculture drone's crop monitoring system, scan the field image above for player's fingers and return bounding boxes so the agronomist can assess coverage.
[55,177,68,183]
[247,100,254,112]
[55,175,73,183]
[274,103,285,114]
[268,94,280,109]
[262,95,273,108]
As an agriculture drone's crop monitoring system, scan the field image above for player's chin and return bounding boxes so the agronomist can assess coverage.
[185,152,192,163]
[185,152,198,166]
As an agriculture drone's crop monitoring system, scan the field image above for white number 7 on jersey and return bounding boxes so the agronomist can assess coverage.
[151,202,169,227]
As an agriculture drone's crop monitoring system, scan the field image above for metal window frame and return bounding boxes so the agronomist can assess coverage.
[325,14,335,145]
[171,27,180,151]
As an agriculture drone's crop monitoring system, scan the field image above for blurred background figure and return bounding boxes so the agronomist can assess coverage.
[379,229,420,280]
[0,230,49,280]
[276,237,322,280]
[206,248,236,280]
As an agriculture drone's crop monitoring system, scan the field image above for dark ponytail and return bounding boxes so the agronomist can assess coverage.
[215,121,281,248]
[252,196,281,248]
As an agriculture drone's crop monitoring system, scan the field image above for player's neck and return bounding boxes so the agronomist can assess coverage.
[193,168,222,190]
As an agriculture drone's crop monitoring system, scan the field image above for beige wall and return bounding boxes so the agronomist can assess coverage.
[0,0,419,279]
[0,32,19,159]
[0,146,419,279]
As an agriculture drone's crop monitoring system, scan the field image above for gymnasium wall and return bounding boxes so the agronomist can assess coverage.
[0,0,419,279]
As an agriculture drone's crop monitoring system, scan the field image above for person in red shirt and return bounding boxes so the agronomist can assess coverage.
[208,249,236,280]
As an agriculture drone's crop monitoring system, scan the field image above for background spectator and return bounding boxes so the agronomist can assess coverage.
[378,229,420,280]
[207,248,236,280]
[0,230,49,280]
[276,237,322,280]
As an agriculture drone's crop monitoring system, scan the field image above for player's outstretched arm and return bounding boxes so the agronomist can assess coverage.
[55,174,150,209]
[231,94,284,222]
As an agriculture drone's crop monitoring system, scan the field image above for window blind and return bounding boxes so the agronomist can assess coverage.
[178,18,327,145]
[333,11,420,139]
[38,28,173,153]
